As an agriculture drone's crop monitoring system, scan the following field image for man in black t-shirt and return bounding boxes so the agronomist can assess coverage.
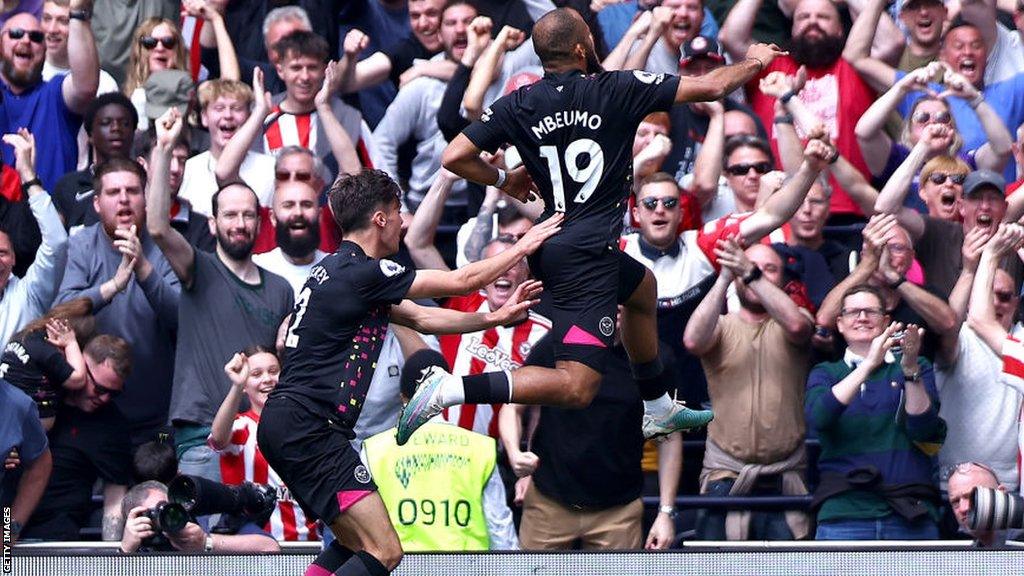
[258,169,560,576]
[399,7,783,446]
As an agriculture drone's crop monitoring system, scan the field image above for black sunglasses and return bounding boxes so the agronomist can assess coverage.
[912,110,952,125]
[140,35,178,50]
[927,172,966,185]
[275,170,314,182]
[725,162,773,176]
[86,363,122,398]
[7,28,44,43]
[640,196,679,210]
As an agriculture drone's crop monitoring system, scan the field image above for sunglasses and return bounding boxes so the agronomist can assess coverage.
[275,170,314,182]
[640,196,679,210]
[724,162,773,176]
[86,363,122,398]
[927,172,967,185]
[7,28,44,43]
[912,110,952,125]
[140,35,178,50]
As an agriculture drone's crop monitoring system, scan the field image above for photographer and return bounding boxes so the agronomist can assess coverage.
[119,481,279,554]
[947,462,1012,547]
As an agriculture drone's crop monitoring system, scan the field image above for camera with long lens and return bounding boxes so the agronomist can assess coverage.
[168,474,277,526]
[968,487,1024,531]
[140,501,190,548]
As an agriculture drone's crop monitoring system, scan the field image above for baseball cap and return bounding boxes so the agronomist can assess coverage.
[900,0,946,11]
[680,35,725,67]
[962,169,1005,198]
[144,70,195,120]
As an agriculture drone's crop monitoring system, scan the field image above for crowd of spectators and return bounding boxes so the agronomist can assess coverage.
[4,0,1024,553]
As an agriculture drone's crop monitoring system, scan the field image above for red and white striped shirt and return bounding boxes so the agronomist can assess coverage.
[179,14,207,83]
[263,105,376,169]
[219,410,319,541]
[439,292,551,437]
[999,335,1024,493]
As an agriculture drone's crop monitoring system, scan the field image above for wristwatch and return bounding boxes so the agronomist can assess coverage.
[20,177,41,195]
[69,9,90,21]
[742,266,763,285]
[659,505,679,519]
[204,533,214,552]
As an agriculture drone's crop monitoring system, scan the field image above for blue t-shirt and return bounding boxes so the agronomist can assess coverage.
[0,379,48,504]
[895,70,1024,182]
[598,3,719,55]
[0,75,82,192]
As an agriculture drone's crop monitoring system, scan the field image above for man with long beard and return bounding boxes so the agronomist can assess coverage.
[719,0,878,223]
[146,109,294,484]
[0,2,99,191]
[253,180,326,297]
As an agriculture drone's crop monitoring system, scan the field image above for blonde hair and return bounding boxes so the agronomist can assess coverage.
[919,155,970,185]
[900,97,963,155]
[124,18,189,96]
[197,79,254,112]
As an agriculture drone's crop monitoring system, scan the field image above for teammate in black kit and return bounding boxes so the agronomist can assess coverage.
[257,170,561,576]
[396,8,787,445]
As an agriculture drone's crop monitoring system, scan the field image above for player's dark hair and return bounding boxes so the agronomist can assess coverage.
[532,8,591,68]
[93,158,148,194]
[273,29,329,63]
[84,92,139,137]
[723,134,773,166]
[328,169,402,233]
[211,181,260,217]
[132,441,179,484]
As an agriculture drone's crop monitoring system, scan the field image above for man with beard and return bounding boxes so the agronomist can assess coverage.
[56,156,182,446]
[373,1,477,211]
[720,0,878,222]
[0,2,99,191]
[253,180,327,297]
[51,92,137,233]
[147,109,293,483]
[684,239,814,540]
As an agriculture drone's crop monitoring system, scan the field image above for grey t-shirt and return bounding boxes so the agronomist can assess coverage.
[168,250,293,426]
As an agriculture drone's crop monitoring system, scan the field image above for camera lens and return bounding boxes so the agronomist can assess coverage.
[158,502,190,534]
[969,487,1024,531]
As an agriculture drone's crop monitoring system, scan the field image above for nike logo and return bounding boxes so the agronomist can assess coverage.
[74,189,95,202]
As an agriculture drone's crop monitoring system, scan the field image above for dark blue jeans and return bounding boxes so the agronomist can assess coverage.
[694,478,796,541]
[816,514,939,540]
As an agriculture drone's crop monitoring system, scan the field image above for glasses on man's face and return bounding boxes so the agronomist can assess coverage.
[275,170,314,182]
[927,172,967,186]
[839,307,886,320]
[86,363,122,399]
[912,110,952,125]
[640,196,679,210]
[140,35,178,50]
[724,162,772,176]
[7,28,44,43]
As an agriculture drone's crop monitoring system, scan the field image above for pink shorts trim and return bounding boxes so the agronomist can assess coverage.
[336,489,373,513]
[562,325,606,347]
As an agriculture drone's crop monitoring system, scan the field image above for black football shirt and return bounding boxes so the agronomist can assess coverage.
[463,69,680,248]
[272,241,416,431]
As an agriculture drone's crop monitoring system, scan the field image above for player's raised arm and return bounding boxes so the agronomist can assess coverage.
[675,43,786,104]
[443,134,538,204]
[405,214,562,300]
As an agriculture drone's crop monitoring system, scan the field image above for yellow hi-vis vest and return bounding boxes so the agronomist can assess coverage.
[363,423,495,551]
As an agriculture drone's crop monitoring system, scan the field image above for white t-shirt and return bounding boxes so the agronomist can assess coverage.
[985,24,1024,86]
[179,150,276,217]
[937,324,1024,492]
[252,247,328,297]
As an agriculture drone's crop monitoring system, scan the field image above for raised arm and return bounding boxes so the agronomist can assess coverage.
[603,9,653,71]
[404,169,459,270]
[682,265,730,356]
[209,353,248,450]
[464,24,522,121]
[687,101,724,207]
[146,109,197,287]
[854,67,932,176]
[675,43,785,104]
[844,1,900,93]
[738,131,833,244]
[968,223,1023,353]
[315,62,363,176]
[337,28,370,94]
[878,246,958,336]
[405,215,561,300]
[345,51,393,94]
[959,0,999,49]
[937,65,1013,172]
[623,7,673,71]
[816,214,896,327]
[61,0,100,114]
[214,67,272,186]
[718,0,762,62]
[843,0,904,66]
[872,124,951,240]
[186,0,240,81]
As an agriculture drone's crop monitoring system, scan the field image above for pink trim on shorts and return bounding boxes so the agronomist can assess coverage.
[337,489,373,513]
[562,325,606,347]
[304,565,334,576]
